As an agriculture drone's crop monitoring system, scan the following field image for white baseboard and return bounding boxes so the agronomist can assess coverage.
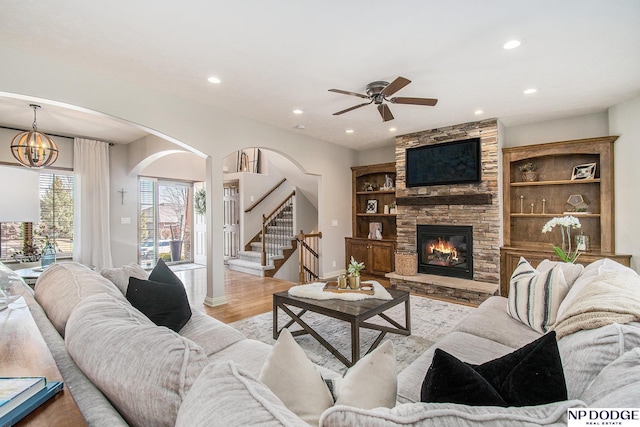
[204,295,228,307]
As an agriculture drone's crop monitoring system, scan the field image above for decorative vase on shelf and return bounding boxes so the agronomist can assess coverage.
[521,171,538,182]
[41,241,56,268]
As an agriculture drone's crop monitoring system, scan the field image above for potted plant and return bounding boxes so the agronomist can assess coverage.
[519,162,538,182]
[347,256,365,289]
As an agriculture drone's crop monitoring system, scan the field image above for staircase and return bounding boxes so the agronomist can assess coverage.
[227,209,297,277]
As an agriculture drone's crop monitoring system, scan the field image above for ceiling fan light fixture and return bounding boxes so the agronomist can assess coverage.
[10,104,59,168]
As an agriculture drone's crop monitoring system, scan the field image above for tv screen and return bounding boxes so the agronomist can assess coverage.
[405,138,481,187]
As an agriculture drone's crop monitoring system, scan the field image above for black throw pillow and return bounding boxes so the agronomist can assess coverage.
[126,274,192,333]
[149,258,183,287]
[421,332,567,407]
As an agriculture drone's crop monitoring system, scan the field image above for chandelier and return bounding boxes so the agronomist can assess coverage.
[10,104,59,168]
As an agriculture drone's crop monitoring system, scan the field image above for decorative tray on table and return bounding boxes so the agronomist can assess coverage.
[323,282,374,295]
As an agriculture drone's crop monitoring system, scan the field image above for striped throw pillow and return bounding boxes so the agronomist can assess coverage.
[508,257,569,333]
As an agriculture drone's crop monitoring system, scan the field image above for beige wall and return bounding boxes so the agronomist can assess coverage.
[609,96,640,270]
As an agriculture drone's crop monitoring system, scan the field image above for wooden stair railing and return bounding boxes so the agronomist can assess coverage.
[297,230,322,283]
[261,190,296,267]
[244,178,287,213]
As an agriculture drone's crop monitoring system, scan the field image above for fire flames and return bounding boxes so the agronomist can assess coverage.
[428,238,459,262]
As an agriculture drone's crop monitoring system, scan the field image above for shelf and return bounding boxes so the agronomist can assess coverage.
[356,190,396,195]
[511,213,601,218]
[356,213,398,217]
[511,178,600,187]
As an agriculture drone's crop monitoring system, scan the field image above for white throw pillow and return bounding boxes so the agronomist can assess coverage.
[259,328,397,425]
[259,328,334,425]
[333,340,397,409]
[508,257,569,333]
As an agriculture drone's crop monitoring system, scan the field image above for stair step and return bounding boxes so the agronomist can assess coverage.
[237,250,284,262]
[250,242,292,252]
[227,258,275,277]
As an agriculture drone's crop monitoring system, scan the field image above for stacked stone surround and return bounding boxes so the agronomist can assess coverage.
[394,118,501,285]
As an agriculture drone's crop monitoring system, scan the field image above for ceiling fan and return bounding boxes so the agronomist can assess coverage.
[328,77,438,122]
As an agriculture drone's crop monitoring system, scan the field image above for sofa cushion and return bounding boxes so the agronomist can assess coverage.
[580,347,640,407]
[507,258,569,333]
[557,322,640,400]
[453,296,542,349]
[126,276,192,332]
[320,400,585,427]
[34,262,125,336]
[421,332,567,407]
[175,361,308,427]
[65,293,207,427]
[178,309,245,357]
[100,262,149,295]
[397,331,516,404]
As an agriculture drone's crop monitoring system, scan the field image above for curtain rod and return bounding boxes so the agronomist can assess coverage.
[0,125,115,146]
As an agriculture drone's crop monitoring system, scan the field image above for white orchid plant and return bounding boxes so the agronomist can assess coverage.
[347,256,365,277]
[541,215,582,263]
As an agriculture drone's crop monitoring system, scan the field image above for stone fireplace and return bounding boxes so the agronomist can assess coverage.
[389,119,501,303]
[417,224,473,279]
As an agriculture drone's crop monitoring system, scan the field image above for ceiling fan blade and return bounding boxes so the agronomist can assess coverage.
[380,77,411,97]
[333,101,372,116]
[328,88,370,99]
[390,97,438,106]
[377,104,394,122]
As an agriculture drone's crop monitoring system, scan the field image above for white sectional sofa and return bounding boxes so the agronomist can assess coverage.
[5,257,640,426]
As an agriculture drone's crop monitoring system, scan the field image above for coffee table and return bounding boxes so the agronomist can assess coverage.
[272,288,410,367]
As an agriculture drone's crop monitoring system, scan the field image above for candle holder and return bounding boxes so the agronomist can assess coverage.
[519,195,524,214]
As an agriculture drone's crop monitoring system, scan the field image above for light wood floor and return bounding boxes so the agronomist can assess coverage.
[174,266,389,324]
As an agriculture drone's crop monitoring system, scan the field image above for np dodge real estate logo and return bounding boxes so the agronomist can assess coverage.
[568,409,640,426]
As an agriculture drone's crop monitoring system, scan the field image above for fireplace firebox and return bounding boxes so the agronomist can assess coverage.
[417,225,473,279]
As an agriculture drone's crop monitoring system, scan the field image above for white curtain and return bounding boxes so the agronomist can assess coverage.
[73,138,113,271]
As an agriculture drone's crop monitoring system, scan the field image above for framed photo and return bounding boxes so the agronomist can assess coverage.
[571,163,597,180]
[365,199,378,214]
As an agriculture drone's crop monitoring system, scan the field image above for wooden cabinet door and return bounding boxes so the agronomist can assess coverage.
[346,238,371,274]
[370,241,396,275]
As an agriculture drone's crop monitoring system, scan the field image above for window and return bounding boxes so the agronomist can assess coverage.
[0,173,74,261]
[138,178,193,268]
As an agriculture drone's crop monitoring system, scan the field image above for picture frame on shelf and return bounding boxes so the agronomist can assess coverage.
[571,163,597,180]
[365,199,378,214]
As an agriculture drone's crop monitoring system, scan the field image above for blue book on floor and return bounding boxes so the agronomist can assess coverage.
[0,381,64,427]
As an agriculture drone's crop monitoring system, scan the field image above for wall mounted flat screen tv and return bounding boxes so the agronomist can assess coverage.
[405,138,481,187]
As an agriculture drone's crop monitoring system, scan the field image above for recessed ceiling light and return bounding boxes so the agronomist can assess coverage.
[207,76,221,84]
[345,129,354,134]
[503,39,523,50]
[523,88,538,95]
[295,124,305,130]
[474,109,484,115]
[293,109,303,115]
[389,127,397,132]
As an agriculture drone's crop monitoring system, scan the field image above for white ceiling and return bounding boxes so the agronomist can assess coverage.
[0,1,639,150]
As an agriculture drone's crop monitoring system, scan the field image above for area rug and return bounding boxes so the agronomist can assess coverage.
[230,296,475,374]
[169,263,205,272]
